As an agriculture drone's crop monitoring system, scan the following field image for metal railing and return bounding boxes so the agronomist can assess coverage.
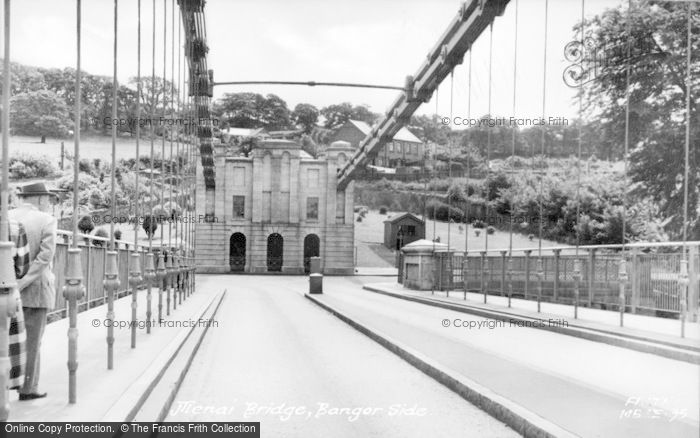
[49,229,168,320]
[431,242,700,319]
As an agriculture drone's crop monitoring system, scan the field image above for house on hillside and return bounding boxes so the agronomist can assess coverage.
[330,119,425,168]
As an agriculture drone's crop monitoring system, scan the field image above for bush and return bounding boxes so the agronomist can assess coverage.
[92,228,109,246]
[78,215,95,235]
[379,206,388,215]
[356,216,363,222]
[8,154,57,179]
[426,200,464,223]
[472,219,486,229]
[486,226,496,235]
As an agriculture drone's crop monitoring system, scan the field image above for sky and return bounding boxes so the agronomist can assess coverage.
[1,0,627,125]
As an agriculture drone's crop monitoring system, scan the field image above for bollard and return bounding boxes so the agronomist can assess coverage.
[128,251,142,348]
[143,253,156,334]
[63,248,85,403]
[104,250,120,370]
[0,242,18,419]
[156,252,166,322]
[309,256,322,294]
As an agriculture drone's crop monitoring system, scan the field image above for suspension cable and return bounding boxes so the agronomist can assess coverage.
[148,0,155,256]
[537,0,549,313]
[71,0,81,249]
[464,47,472,301]
[176,0,182,302]
[134,0,141,253]
[680,0,693,337]
[483,21,494,304]
[573,0,585,319]
[160,0,167,252]
[682,1,692,264]
[507,0,519,308]
[619,0,632,327]
[447,70,454,253]
[146,0,156,333]
[433,85,438,248]
[161,0,168,317]
[168,0,175,309]
[109,0,118,251]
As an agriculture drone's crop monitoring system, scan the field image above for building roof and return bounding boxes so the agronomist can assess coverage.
[393,126,422,143]
[401,239,448,253]
[345,119,422,144]
[383,212,425,225]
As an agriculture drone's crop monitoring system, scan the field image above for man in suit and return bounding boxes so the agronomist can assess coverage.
[9,182,57,401]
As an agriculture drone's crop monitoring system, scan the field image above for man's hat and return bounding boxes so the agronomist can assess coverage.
[16,182,59,198]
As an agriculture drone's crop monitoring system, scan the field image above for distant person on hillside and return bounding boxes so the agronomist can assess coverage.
[9,182,58,401]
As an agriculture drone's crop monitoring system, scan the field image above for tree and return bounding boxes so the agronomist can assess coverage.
[577,0,699,238]
[10,90,72,142]
[212,92,291,130]
[320,102,379,128]
[408,114,450,145]
[292,103,319,133]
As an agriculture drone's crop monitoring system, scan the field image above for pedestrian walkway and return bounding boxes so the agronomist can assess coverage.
[309,277,699,438]
[367,283,700,345]
[7,280,220,422]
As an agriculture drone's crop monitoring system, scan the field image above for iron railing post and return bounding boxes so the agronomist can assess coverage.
[63,248,84,403]
[587,248,596,307]
[573,258,582,319]
[463,252,468,300]
[679,260,689,338]
[536,257,544,312]
[156,252,166,321]
[618,257,628,327]
[481,251,488,303]
[524,250,531,299]
[553,249,561,301]
[630,248,640,313]
[104,251,120,369]
[144,253,156,332]
[128,251,142,348]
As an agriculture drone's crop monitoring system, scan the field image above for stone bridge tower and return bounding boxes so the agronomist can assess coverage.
[195,140,355,274]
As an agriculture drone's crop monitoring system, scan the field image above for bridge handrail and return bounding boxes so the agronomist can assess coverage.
[459,241,700,255]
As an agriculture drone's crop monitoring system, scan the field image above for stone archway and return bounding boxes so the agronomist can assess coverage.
[303,234,320,274]
[267,233,284,272]
[229,233,246,272]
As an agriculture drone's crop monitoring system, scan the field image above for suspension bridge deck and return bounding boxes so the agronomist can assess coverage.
[8,275,697,438]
